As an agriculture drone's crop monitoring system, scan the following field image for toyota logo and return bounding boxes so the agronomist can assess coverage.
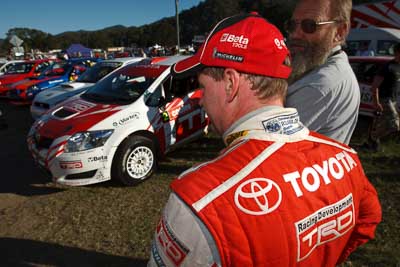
[234,178,282,216]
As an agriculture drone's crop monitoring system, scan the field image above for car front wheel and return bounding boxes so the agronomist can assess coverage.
[112,136,157,186]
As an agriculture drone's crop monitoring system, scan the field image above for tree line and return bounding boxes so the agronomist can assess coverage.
[0,0,379,55]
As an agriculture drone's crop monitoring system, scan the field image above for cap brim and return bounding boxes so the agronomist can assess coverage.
[171,53,204,77]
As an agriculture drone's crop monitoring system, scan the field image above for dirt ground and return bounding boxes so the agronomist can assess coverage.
[0,99,398,267]
[0,100,52,208]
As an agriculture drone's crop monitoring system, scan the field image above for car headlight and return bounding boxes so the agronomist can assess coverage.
[64,130,114,153]
[27,85,39,95]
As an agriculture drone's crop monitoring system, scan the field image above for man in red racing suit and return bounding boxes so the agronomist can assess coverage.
[148,13,382,267]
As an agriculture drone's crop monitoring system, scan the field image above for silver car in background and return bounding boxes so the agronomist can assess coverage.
[30,57,144,119]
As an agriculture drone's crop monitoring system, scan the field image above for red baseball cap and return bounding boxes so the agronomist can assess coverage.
[172,13,291,78]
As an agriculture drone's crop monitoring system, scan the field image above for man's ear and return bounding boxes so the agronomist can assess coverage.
[334,21,349,45]
[223,68,240,103]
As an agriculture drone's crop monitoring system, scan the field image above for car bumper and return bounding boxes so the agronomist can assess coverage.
[27,135,112,186]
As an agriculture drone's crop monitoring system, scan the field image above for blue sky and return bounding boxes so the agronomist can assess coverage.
[1,0,204,39]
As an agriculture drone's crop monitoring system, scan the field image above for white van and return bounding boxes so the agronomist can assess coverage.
[346,27,400,56]
[27,56,209,186]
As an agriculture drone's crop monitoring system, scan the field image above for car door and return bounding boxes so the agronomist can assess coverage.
[146,75,207,153]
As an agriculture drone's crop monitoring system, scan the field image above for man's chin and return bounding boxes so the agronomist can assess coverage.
[208,124,221,136]
[290,46,305,54]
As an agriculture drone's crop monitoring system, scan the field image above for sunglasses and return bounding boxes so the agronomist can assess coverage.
[284,19,339,34]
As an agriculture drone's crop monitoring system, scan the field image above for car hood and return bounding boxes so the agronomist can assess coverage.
[16,76,61,89]
[0,74,28,85]
[32,98,123,139]
[34,83,93,105]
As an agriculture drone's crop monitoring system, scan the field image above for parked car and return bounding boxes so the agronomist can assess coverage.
[27,56,209,186]
[349,56,394,117]
[0,59,53,97]
[30,57,144,119]
[7,58,100,102]
[0,60,25,75]
[346,27,400,56]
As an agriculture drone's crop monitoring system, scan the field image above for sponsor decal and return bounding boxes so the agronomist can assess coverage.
[59,160,83,169]
[213,49,244,63]
[88,156,108,162]
[48,79,63,84]
[296,194,355,262]
[283,151,357,197]
[274,38,287,50]
[156,217,189,266]
[161,111,170,122]
[64,100,96,113]
[220,33,249,49]
[113,112,140,127]
[234,178,282,216]
[151,242,167,267]
[224,130,248,146]
[262,113,303,135]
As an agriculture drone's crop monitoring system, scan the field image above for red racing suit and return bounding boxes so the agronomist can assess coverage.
[148,106,382,267]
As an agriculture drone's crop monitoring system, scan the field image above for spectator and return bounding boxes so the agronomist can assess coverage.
[355,41,375,56]
[148,13,381,267]
[285,0,360,144]
[363,42,400,151]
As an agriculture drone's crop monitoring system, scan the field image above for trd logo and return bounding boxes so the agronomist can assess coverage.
[60,160,83,169]
[296,194,355,262]
[156,218,188,266]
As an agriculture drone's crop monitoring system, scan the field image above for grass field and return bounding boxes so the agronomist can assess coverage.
[0,102,399,267]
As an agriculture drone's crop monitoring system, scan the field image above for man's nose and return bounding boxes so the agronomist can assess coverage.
[289,23,303,40]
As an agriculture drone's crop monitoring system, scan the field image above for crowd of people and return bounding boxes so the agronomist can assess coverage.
[146,0,394,266]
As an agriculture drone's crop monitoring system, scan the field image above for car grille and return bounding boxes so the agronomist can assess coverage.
[66,170,97,180]
[34,102,50,109]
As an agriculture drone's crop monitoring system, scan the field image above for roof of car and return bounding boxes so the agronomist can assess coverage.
[153,55,190,66]
[100,57,144,65]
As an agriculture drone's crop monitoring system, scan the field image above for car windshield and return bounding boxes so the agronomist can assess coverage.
[77,61,122,83]
[40,62,70,77]
[82,67,156,104]
[5,62,35,74]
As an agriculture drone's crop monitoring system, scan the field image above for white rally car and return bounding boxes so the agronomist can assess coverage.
[27,56,209,186]
[30,57,144,119]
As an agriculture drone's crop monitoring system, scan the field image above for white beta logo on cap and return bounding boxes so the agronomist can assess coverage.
[274,38,287,50]
[220,33,249,49]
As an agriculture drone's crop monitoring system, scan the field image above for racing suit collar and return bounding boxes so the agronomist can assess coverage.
[223,106,310,146]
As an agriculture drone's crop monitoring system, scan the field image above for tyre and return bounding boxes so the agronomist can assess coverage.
[112,135,157,186]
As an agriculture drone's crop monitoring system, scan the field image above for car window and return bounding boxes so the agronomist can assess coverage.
[6,62,34,74]
[169,75,199,99]
[350,62,381,83]
[377,41,397,56]
[35,62,50,73]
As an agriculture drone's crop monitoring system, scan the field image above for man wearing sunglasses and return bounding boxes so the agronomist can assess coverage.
[285,0,360,145]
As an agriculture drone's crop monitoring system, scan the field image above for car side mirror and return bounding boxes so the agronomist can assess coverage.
[158,96,166,107]
[145,95,166,107]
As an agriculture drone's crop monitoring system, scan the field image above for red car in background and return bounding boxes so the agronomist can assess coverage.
[349,56,394,117]
[0,59,53,97]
